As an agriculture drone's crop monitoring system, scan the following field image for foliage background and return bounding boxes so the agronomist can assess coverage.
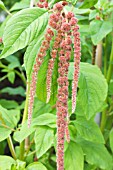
[0,0,113,170]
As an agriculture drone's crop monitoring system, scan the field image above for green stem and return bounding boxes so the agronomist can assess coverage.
[100,39,113,132]
[19,82,30,160]
[104,38,107,77]
[15,70,26,86]
[7,136,17,160]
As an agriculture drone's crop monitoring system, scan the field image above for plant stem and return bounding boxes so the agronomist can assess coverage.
[7,136,17,160]
[104,38,107,77]
[100,38,113,132]
[15,70,26,86]
[20,82,30,160]
[0,114,16,159]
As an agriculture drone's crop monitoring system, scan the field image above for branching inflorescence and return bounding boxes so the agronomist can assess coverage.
[28,1,81,169]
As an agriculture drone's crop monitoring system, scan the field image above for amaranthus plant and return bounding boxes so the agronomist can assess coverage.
[0,0,113,170]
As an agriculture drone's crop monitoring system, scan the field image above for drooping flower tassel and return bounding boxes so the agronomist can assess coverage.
[71,19,81,113]
[56,5,73,169]
[28,27,54,127]
[46,8,63,103]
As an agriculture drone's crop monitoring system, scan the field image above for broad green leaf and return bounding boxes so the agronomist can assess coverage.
[77,137,113,170]
[24,36,43,80]
[35,126,54,158]
[90,20,112,45]
[68,62,108,119]
[0,99,18,109]
[26,162,47,170]
[33,98,52,118]
[0,0,7,11]
[64,141,84,170]
[13,113,56,143]
[0,7,48,59]
[7,71,15,84]
[109,129,113,153]
[13,122,35,143]
[1,86,25,97]
[80,0,98,8]
[10,0,30,11]
[0,105,20,128]
[0,156,15,170]
[36,53,58,105]
[74,116,104,143]
[33,113,56,128]
[0,126,11,142]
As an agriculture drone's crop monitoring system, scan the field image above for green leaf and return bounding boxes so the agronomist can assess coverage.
[7,71,15,84]
[90,20,112,45]
[74,116,105,143]
[89,10,98,20]
[15,160,26,170]
[66,0,77,5]
[0,0,7,11]
[68,62,108,119]
[33,98,52,118]
[109,129,113,153]
[26,162,47,170]
[0,7,48,59]
[10,0,30,11]
[0,156,15,170]
[77,137,113,170]
[35,126,54,158]
[36,53,58,105]
[80,0,98,9]
[1,86,25,97]
[24,36,43,80]
[33,113,56,128]
[0,106,20,129]
[0,126,11,142]
[64,141,84,170]
[13,122,35,143]
[13,113,56,143]
[0,99,18,109]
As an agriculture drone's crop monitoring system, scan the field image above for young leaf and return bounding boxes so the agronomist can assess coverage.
[77,137,113,170]
[66,0,77,5]
[68,62,108,119]
[0,7,48,59]
[7,71,15,84]
[90,20,112,45]
[64,141,84,170]
[26,162,47,170]
[35,126,54,158]
[0,156,15,170]
[74,116,105,143]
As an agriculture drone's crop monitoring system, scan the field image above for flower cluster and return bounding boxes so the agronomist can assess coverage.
[28,2,81,170]
[37,0,48,8]
[28,27,54,127]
